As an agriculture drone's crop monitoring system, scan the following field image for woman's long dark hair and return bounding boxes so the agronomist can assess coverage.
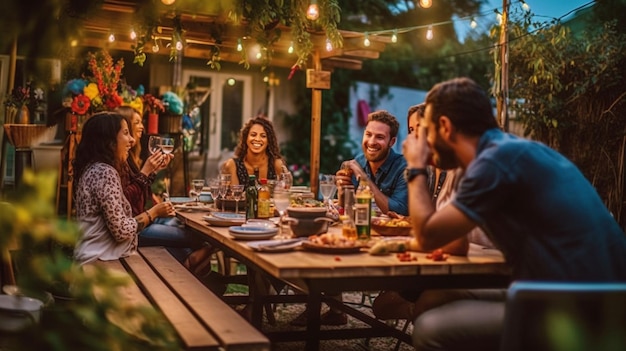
[234,116,283,162]
[73,112,125,187]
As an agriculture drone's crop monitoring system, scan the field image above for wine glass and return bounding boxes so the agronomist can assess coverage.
[278,172,293,190]
[148,135,162,155]
[208,178,220,209]
[218,174,231,212]
[231,185,245,214]
[160,137,175,155]
[273,186,291,239]
[191,179,205,204]
[319,174,337,209]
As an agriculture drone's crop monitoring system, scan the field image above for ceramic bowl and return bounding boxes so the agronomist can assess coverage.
[286,206,328,219]
[288,216,335,237]
[0,295,44,332]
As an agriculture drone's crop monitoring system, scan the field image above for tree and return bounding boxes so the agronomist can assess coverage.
[500,4,626,227]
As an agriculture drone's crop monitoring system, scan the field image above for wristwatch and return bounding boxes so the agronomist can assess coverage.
[404,168,428,182]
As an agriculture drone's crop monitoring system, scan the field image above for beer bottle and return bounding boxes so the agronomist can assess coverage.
[245,175,258,221]
[257,178,271,219]
[354,177,372,240]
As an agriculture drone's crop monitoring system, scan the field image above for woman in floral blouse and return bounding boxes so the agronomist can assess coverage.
[73,112,176,264]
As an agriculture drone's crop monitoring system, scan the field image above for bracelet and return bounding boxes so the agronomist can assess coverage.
[145,211,153,223]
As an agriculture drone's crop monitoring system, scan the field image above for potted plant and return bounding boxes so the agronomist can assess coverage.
[142,93,164,135]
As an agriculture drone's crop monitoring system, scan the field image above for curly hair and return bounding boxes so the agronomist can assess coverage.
[73,112,125,186]
[406,103,425,125]
[368,110,400,138]
[234,116,284,162]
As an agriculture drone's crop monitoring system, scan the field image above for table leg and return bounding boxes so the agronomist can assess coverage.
[305,287,323,351]
[247,268,265,328]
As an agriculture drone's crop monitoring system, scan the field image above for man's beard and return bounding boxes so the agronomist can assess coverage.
[432,135,458,170]
[363,144,390,163]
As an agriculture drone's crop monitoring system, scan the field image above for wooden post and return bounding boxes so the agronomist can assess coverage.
[309,51,322,197]
[497,0,509,131]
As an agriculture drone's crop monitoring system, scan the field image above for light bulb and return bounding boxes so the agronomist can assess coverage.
[497,13,503,25]
[522,2,530,11]
[130,28,137,40]
[419,0,432,9]
[152,43,159,52]
[161,0,176,5]
[306,1,319,21]
[288,41,294,54]
[70,39,78,47]
[363,32,370,47]
[108,33,115,42]
[256,52,262,59]
[325,38,333,52]
[426,26,433,40]
[175,41,183,50]
[470,19,477,29]
[391,29,398,43]
[236,38,243,52]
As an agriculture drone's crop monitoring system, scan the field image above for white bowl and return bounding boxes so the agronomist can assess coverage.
[0,295,44,332]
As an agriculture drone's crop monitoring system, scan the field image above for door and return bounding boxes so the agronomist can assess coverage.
[181,70,252,160]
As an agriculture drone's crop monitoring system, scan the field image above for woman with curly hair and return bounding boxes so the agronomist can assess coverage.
[222,115,289,185]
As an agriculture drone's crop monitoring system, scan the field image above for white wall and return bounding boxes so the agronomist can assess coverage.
[348,82,427,154]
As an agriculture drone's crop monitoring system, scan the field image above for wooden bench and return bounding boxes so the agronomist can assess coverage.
[97,246,270,351]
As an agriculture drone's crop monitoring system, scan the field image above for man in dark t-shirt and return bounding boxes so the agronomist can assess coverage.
[403,77,626,351]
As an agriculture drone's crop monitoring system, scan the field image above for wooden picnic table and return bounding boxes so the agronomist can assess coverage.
[177,210,511,350]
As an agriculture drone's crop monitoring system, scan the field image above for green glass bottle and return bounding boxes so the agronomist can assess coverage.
[245,175,258,221]
[354,177,372,240]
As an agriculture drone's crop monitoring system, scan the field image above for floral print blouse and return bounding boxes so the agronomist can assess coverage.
[74,162,138,264]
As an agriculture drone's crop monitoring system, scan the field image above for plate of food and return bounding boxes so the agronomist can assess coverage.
[202,214,245,227]
[174,202,213,212]
[301,233,363,254]
[371,216,412,236]
[228,226,279,240]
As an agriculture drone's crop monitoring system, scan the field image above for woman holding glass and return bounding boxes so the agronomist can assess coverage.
[115,106,213,275]
[221,115,290,186]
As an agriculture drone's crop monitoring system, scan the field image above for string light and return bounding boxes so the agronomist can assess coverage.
[108,33,115,42]
[306,0,319,21]
[391,29,398,43]
[521,1,530,11]
[161,0,176,5]
[419,0,433,9]
[236,38,243,52]
[363,32,370,47]
[70,39,78,47]
[426,25,433,40]
[130,28,137,40]
[470,18,477,29]
[288,41,294,54]
[325,38,333,52]
[152,42,159,52]
[175,40,183,50]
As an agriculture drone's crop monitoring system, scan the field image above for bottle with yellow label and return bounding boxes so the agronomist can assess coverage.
[340,214,358,241]
[354,177,372,240]
[257,178,271,219]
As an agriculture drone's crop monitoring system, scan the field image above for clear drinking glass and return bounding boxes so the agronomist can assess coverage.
[218,174,231,212]
[191,179,205,204]
[231,184,245,214]
[148,135,162,154]
[273,186,291,239]
[319,174,337,209]
[160,137,175,154]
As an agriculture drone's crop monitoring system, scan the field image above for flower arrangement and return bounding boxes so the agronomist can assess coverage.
[162,91,184,115]
[4,85,31,108]
[143,93,165,114]
[120,82,144,113]
[62,50,125,115]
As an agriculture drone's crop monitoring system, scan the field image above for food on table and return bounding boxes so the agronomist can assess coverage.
[307,233,357,247]
[369,239,409,255]
[426,248,449,261]
[290,198,324,207]
[396,252,417,262]
[371,217,411,227]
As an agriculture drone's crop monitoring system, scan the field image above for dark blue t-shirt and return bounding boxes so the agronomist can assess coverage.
[354,149,408,216]
[453,129,626,281]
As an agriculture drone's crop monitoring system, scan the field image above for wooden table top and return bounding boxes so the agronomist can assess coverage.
[177,211,511,281]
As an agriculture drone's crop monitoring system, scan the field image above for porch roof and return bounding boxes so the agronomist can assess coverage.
[79,0,391,71]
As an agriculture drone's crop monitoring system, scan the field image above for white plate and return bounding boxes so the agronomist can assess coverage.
[247,238,304,252]
[170,197,193,204]
[212,212,246,220]
[174,203,212,212]
[229,226,279,240]
[202,215,245,227]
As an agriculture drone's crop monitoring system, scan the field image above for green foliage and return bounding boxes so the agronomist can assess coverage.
[501,8,626,226]
[3,170,180,350]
